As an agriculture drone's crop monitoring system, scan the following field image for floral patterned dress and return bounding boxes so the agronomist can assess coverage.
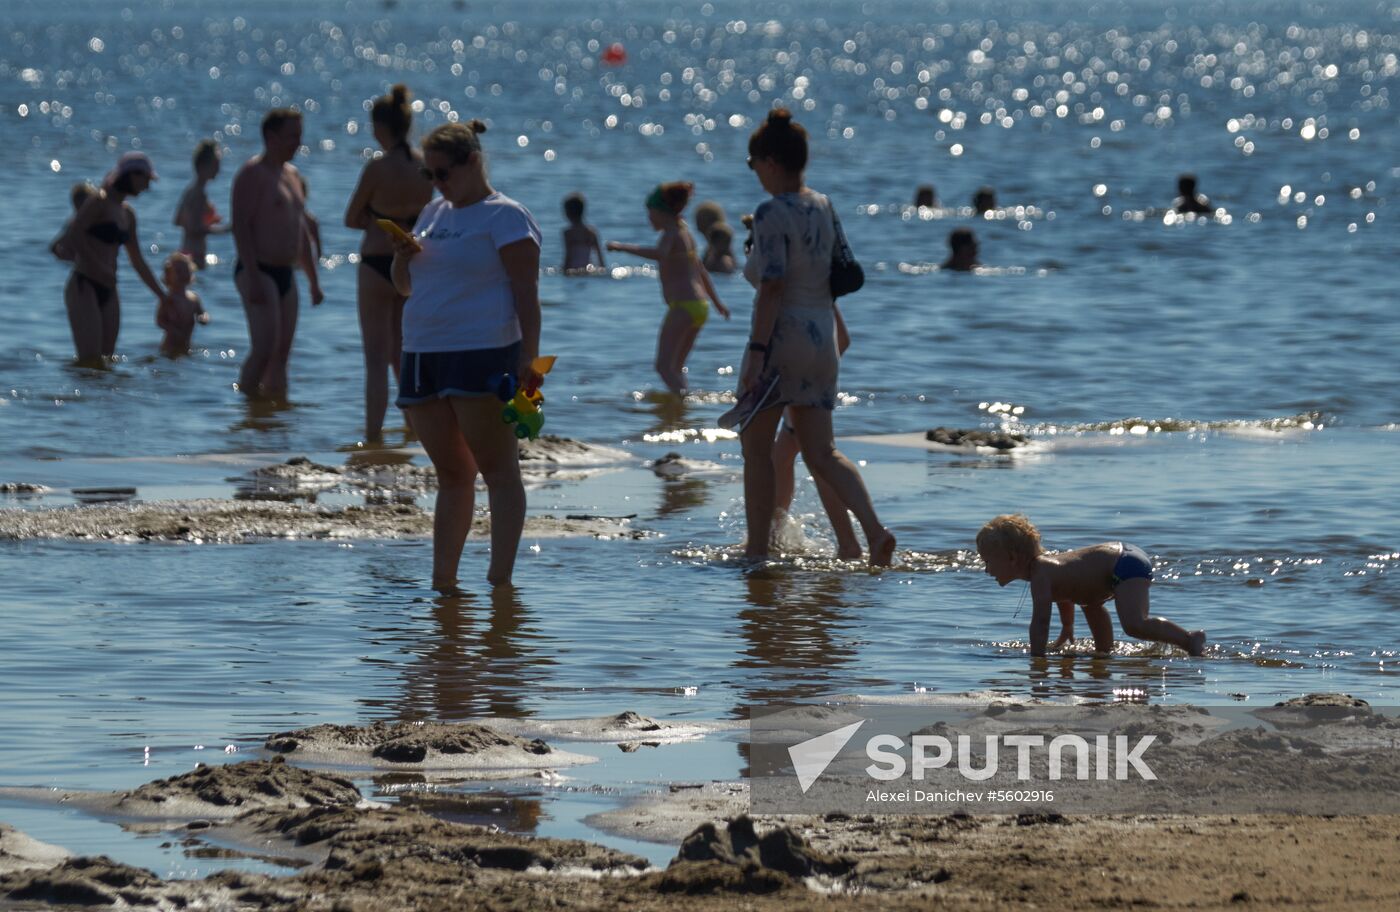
[743,188,850,410]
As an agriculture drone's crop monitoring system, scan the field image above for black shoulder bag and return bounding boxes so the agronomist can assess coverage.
[829,205,864,298]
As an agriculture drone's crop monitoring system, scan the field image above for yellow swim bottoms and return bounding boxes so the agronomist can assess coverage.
[669,298,710,328]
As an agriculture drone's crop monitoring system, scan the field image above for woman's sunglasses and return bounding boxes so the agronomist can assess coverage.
[421,165,456,182]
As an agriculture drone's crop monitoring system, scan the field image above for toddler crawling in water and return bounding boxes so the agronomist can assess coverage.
[976,514,1206,657]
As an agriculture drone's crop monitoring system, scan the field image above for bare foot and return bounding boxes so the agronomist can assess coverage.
[432,577,462,595]
[836,540,863,560]
[1187,630,1207,657]
[868,528,896,567]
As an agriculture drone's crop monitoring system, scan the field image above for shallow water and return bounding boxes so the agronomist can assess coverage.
[1,0,1397,877]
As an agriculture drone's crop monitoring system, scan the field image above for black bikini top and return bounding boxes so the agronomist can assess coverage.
[87,221,130,245]
[368,204,418,230]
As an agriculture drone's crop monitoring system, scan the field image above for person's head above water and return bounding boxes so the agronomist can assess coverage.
[915,184,938,208]
[104,151,158,196]
[1174,172,1213,214]
[748,108,808,174]
[261,108,303,164]
[421,119,490,204]
[645,181,693,227]
[943,227,980,271]
[163,251,195,290]
[192,139,221,180]
[371,84,413,150]
[694,200,726,237]
[563,192,586,223]
[973,185,997,214]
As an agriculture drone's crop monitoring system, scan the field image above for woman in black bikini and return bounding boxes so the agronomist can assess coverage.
[344,84,434,443]
[53,152,170,366]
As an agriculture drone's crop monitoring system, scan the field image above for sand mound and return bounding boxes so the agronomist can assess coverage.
[1,805,649,911]
[0,825,69,876]
[656,816,853,894]
[1,856,180,908]
[650,452,727,476]
[586,780,749,844]
[925,427,1028,450]
[112,756,365,819]
[0,482,49,496]
[265,720,594,771]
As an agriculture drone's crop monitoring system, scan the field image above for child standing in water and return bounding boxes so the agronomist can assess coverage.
[157,252,209,356]
[173,140,227,268]
[976,514,1207,657]
[607,182,730,395]
[702,222,737,274]
[561,192,606,273]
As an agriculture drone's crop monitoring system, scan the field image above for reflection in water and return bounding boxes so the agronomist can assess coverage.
[994,653,1196,702]
[343,447,416,471]
[391,787,543,833]
[646,391,689,433]
[229,396,296,435]
[733,569,877,706]
[657,475,709,517]
[391,586,554,721]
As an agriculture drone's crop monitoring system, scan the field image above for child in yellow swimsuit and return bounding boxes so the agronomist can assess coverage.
[608,182,730,395]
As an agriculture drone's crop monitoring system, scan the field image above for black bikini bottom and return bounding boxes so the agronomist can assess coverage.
[361,254,396,287]
[235,260,294,298]
[74,272,115,308]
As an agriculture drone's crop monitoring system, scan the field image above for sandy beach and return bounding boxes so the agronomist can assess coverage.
[4,697,1399,910]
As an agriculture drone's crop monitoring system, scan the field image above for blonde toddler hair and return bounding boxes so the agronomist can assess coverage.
[976,514,1042,560]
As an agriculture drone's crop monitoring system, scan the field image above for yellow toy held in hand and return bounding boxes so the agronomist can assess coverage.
[375,218,422,252]
[500,356,557,440]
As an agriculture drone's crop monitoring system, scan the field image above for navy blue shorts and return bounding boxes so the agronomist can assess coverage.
[1110,542,1154,588]
[396,342,520,407]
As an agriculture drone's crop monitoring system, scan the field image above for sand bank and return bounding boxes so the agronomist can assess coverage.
[264,720,595,773]
[0,498,648,542]
[486,711,743,745]
[0,825,68,876]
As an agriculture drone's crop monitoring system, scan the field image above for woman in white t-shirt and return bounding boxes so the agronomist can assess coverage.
[387,120,543,591]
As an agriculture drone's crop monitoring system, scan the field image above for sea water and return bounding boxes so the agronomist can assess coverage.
[0,0,1397,874]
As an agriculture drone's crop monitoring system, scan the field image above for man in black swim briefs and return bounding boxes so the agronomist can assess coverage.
[230,107,323,400]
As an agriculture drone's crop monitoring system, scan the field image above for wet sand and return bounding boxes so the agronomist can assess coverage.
[3,700,1398,910]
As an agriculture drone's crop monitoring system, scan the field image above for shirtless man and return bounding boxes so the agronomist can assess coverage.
[230,108,323,400]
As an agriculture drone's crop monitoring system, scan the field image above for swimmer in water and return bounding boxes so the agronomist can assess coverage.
[607,182,731,396]
[157,252,209,356]
[561,192,606,273]
[344,83,435,442]
[702,222,737,274]
[1174,174,1213,215]
[973,185,997,215]
[914,184,938,208]
[172,139,228,269]
[52,152,171,366]
[942,227,980,272]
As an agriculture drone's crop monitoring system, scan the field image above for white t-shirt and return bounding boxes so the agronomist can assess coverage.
[403,192,541,353]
